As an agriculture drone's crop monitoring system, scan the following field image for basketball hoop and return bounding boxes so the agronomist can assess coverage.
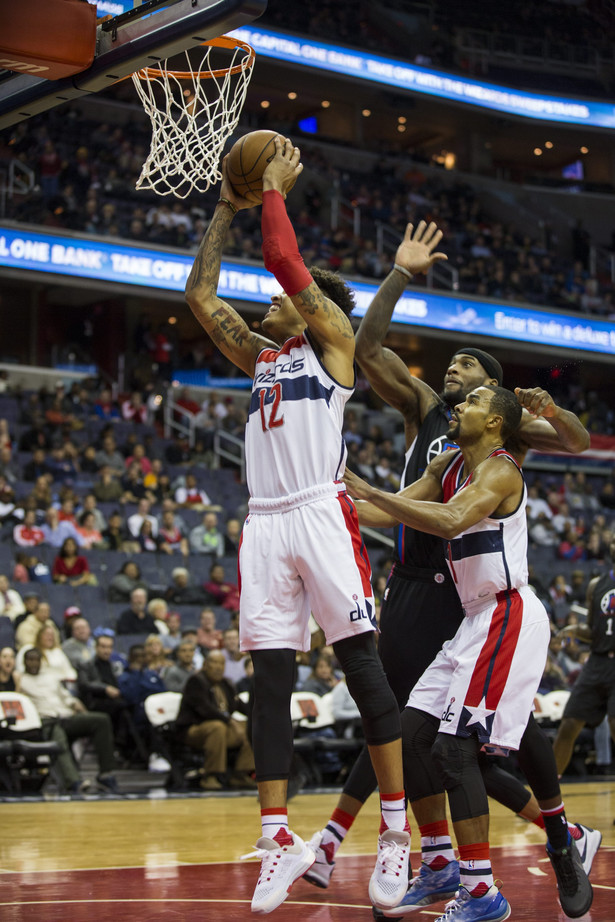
[132,35,255,199]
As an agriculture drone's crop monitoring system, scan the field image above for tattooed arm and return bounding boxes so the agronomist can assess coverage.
[185,168,274,379]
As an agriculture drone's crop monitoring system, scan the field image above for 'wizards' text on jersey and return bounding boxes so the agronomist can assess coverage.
[246,334,354,499]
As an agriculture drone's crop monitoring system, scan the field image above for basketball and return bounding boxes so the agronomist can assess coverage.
[226,129,291,204]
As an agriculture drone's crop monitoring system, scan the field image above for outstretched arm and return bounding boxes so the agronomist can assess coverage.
[185,165,273,378]
[261,138,355,385]
[344,453,520,539]
[510,387,590,459]
[355,222,448,436]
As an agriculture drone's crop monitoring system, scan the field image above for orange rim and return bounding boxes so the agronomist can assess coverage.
[134,35,255,81]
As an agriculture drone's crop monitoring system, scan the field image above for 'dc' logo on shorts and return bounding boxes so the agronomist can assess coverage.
[600,589,615,614]
[427,436,458,463]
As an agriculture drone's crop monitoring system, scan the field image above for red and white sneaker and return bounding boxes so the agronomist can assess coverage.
[242,830,315,914]
[369,829,411,910]
[303,830,336,888]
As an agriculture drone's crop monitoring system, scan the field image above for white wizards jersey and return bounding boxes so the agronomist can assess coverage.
[441,448,529,613]
[246,334,354,499]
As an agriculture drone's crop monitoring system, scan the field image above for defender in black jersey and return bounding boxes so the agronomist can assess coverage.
[553,535,615,775]
[304,224,596,911]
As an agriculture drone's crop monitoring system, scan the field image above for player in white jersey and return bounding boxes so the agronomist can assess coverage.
[185,137,447,915]
[344,384,592,922]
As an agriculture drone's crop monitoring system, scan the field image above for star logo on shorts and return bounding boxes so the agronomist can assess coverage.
[459,697,495,741]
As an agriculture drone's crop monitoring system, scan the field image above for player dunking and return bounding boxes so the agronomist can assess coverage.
[344,384,593,922]
[184,139,443,914]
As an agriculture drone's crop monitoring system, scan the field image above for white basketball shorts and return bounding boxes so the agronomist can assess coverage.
[407,585,550,753]
[238,483,377,652]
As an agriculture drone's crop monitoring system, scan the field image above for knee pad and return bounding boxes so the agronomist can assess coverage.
[401,707,443,802]
[431,733,488,822]
[251,649,296,781]
[480,755,531,815]
[333,633,400,745]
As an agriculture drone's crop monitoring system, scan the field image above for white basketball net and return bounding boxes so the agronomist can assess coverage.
[132,36,255,199]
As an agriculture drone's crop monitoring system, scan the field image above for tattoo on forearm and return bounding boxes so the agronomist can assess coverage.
[210,305,250,347]
[185,209,232,296]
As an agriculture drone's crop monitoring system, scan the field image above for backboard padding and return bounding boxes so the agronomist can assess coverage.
[0,0,266,129]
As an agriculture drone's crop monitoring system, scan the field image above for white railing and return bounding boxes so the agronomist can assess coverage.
[0,159,35,218]
[213,429,246,483]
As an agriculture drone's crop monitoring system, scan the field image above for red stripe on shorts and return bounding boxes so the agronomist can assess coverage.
[336,492,373,599]
[464,589,523,710]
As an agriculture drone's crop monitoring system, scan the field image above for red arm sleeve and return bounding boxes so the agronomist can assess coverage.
[261,189,313,296]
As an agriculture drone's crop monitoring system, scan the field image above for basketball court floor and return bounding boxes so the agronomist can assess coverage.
[1,780,613,921]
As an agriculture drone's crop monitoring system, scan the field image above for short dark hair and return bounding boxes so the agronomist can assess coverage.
[484,386,522,441]
[309,266,356,317]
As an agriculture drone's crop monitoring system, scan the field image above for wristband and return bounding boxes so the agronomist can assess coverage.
[393,263,413,280]
[217,197,237,216]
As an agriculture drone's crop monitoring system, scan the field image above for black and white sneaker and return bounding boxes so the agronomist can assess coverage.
[547,837,593,919]
[573,823,602,876]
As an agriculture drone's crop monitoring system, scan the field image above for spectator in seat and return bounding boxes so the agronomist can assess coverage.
[41,506,83,549]
[189,511,224,558]
[0,646,21,692]
[21,647,118,794]
[137,518,161,553]
[175,649,255,790]
[174,472,214,510]
[202,562,240,612]
[161,639,196,692]
[221,626,247,685]
[15,600,60,649]
[95,435,125,476]
[158,509,189,556]
[23,448,50,483]
[94,388,120,421]
[52,537,97,587]
[223,517,242,556]
[128,498,158,540]
[300,654,339,696]
[117,587,158,635]
[62,616,95,669]
[93,466,123,504]
[13,509,45,548]
[102,511,139,553]
[164,566,210,606]
[125,443,152,476]
[108,560,148,603]
[17,622,77,684]
[0,574,26,621]
[144,633,172,675]
[558,524,587,561]
[196,607,223,652]
[75,511,104,550]
[117,643,165,758]
[161,610,183,653]
[77,494,107,533]
[147,597,172,634]
[121,391,148,424]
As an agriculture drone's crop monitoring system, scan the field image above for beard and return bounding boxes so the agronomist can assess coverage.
[445,420,460,441]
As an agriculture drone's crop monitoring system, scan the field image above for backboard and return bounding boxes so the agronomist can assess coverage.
[0,0,266,129]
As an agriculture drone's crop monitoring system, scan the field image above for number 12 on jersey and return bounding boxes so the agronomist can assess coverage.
[259,383,285,432]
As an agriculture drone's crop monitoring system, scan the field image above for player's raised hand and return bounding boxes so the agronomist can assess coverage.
[220,156,257,211]
[514,386,557,418]
[394,221,448,276]
[262,136,303,198]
